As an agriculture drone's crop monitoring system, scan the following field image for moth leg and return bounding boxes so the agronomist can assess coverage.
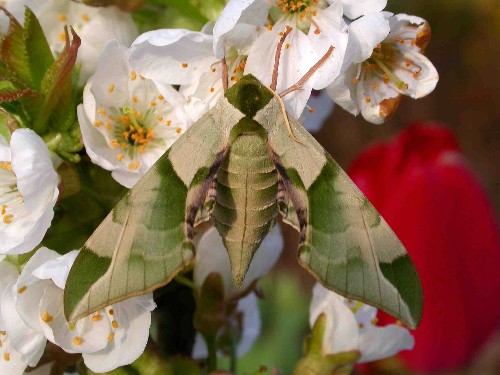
[221,57,229,91]
[270,26,293,91]
[279,45,335,97]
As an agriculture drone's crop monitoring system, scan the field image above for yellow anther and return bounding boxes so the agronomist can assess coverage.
[150,101,157,107]
[308,108,314,113]
[133,96,138,103]
[285,43,290,49]
[59,32,67,42]
[3,214,13,224]
[1,205,6,215]
[359,323,365,329]
[158,116,164,122]
[371,318,379,325]
[81,13,90,22]
[210,87,215,93]
[176,128,182,134]
[314,28,320,35]
[110,139,119,148]
[130,71,137,81]
[352,77,358,84]
[97,108,106,116]
[372,83,379,89]
[116,154,125,162]
[158,95,164,101]
[3,353,10,361]
[211,67,217,72]
[267,24,273,31]
[73,336,83,346]
[105,122,112,130]
[111,320,119,329]
[108,115,115,121]
[58,14,67,22]
[0,331,5,335]
[108,84,115,93]
[166,120,172,126]
[17,286,27,294]
[108,332,115,342]
[93,120,103,127]
[365,97,371,103]
[92,313,102,322]
[41,311,53,323]
[181,63,188,68]
[128,162,140,170]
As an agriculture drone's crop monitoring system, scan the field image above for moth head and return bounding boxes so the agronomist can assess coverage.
[225,75,274,117]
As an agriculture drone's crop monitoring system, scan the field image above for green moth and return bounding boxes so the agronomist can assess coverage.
[64,73,422,329]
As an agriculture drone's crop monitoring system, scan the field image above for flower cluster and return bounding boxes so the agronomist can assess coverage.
[0,0,436,373]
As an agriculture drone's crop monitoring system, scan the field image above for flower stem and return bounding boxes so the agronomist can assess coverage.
[174,275,195,289]
[205,334,218,372]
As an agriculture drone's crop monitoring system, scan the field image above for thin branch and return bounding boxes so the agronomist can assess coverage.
[270,26,293,91]
[221,57,229,92]
[279,45,334,97]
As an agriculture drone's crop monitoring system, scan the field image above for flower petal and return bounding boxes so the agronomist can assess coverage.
[235,293,261,357]
[308,2,348,89]
[310,284,359,354]
[343,12,390,66]
[340,0,387,20]
[130,29,216,86]
[358,324,414,363]
[303,90,335,132]
[83,295,155,372]
[213,0,269,58]
[32,250,79,289]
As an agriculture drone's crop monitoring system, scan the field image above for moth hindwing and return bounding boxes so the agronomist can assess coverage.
[65,75,423,329]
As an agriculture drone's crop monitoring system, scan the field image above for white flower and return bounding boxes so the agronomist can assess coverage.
[130,29,224,123]
[2,0,138,84]
[0,258,30,375]
[0,129,59,255]
[78,40,191,188]
[327,12,438,124]
[310,283,414,363]
[6,248,156,373]
[191,226,283,358]
[215,0,348,119]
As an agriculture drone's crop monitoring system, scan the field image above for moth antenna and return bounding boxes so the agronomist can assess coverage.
[270,89,302,144]
[279,45,334,97]
[270,26,293,91]
[221,57,229,92]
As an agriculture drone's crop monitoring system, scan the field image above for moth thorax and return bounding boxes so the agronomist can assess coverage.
[211,134,279,287]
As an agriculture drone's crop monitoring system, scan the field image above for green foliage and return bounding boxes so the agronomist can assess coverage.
[0,7,83,161]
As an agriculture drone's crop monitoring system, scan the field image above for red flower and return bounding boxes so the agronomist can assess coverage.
[349,123,500,373]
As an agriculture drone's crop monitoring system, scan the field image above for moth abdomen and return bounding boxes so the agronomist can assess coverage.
[211,134,279,286]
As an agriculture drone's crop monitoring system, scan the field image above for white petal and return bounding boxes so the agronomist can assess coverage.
[0,335,28,375]
[327,64,360,115]
[1,284,46,367]
[194,226,283,299]
[130,29,216,86]
[340,0,387,19]
[213,0,269,58]
[308,3,349,89]
[83,295,155,372]
[393,50,438,99]
[0,135,10,161]
[235,293,261,357]
[10,129,58,215]
[310,284,359,354]
[0,260,19,294]
[358,324,414,363]
[31,250,79,289]
[344,12,390,66]
[303,90,335,132]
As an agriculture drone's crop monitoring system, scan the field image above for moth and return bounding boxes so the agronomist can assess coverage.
[65,33,423,329]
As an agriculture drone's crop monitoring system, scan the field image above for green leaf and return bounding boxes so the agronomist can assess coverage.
[33,27,80,134]
[147,0,209,25]
[0,79,35,102]
[23,7,55,89]
[0,8,32,85]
